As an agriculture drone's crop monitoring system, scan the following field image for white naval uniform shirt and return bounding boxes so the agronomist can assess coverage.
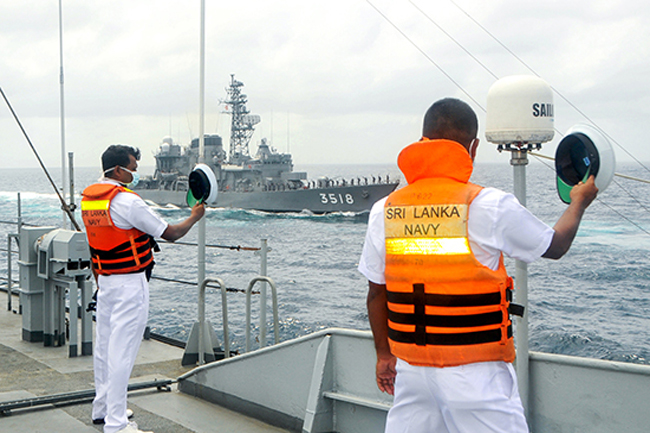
[101,179,168,237]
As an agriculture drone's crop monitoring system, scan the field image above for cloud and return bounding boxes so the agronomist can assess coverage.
[1,0,650,173]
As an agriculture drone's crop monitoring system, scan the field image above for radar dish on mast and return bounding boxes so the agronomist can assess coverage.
[243,114,261,126]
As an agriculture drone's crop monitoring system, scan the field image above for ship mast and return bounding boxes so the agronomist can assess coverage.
[223,74,260,165]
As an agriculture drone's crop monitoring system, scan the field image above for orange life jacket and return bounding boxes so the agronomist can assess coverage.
[384,138,515,367]
[81,183,154,275]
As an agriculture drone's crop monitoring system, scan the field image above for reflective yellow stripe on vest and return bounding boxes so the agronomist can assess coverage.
[80,200,110,211]
[386,237,470,255]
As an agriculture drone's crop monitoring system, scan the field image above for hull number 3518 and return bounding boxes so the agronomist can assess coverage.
[320,192,355,205]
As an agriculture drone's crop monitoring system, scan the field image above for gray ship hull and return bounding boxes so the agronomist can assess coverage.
[138,182,398,213]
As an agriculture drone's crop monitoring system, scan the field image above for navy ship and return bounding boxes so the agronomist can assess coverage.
[135,75,398,213]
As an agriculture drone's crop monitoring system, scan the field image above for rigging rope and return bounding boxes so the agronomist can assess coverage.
[370,0,650,178]
[407,0,498,80]
[158,239,260,251]
[0,87,81,231]
[530,152,650,185]
[150,275,259,294]
[529,152,650,235]
[366,0,650,236]
[364,0,485,111]
[441,0,650,176]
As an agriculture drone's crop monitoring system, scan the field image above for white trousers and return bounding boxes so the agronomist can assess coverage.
[92,272,149,433]
[385,359,529,433]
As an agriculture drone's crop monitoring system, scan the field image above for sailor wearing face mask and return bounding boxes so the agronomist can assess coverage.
[81,144,205,433]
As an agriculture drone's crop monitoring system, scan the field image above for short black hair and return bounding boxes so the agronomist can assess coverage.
[101,145,141,173]
[422,98,478,147]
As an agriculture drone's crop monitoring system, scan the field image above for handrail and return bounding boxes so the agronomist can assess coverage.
[6,234,18,311]
[198,277,229,364]
[245,276,279,352]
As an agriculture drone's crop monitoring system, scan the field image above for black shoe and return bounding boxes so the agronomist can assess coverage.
[93,408,134,424]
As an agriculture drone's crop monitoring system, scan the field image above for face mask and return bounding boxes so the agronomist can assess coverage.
[120,166,140,188]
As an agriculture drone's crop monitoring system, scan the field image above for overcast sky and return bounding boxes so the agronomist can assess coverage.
[2,0,650,173]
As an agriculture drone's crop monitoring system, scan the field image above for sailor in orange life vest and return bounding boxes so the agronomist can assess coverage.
[81,145,205,433]
[358,98,598,433]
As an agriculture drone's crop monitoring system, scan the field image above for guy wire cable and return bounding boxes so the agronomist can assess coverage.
[404,0,570,147]
[0,87,81,231]
[405,0,650,178]
[365,2,650,236]
[529,152,650,236]
[441,0,650,176]
[158,239,260,251]
[531,152,650,185]
[364,0,486,111]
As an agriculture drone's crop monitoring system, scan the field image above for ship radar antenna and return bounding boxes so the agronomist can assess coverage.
[221,74,260,165]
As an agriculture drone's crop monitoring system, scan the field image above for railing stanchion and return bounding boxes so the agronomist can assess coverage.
[245,276,279,352]
[259,239,268,348]
[7,236,12,311]
[197,277,228,365]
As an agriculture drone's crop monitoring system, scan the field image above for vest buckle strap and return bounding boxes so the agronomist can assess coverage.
[387,289,502,308]
[508,303,525,317]
[388,325,512,347]
[388,310,504,328]
[93,250,153,271]
[91,241,152,261]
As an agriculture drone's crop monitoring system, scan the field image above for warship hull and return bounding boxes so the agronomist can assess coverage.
[138,182,398,213]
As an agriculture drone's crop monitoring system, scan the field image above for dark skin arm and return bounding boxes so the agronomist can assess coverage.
[367,281,397,395]
[161,202,206,241]
[543,175,598,259]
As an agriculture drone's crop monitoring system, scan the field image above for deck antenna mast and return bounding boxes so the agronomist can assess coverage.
[58,0,68,228]
[485,75,555,419]
[197,0,207,315]
[223,75,260,165]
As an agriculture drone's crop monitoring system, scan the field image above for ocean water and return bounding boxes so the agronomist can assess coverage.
[1,161,649,364]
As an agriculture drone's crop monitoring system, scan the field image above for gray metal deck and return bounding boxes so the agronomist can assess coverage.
[4,286,650,432]
[0,292,289,433]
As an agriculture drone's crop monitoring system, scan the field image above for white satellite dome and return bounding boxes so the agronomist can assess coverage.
[485,75,555,145]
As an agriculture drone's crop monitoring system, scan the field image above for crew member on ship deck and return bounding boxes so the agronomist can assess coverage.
[81,144,205,433]
[358,98,598,433]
